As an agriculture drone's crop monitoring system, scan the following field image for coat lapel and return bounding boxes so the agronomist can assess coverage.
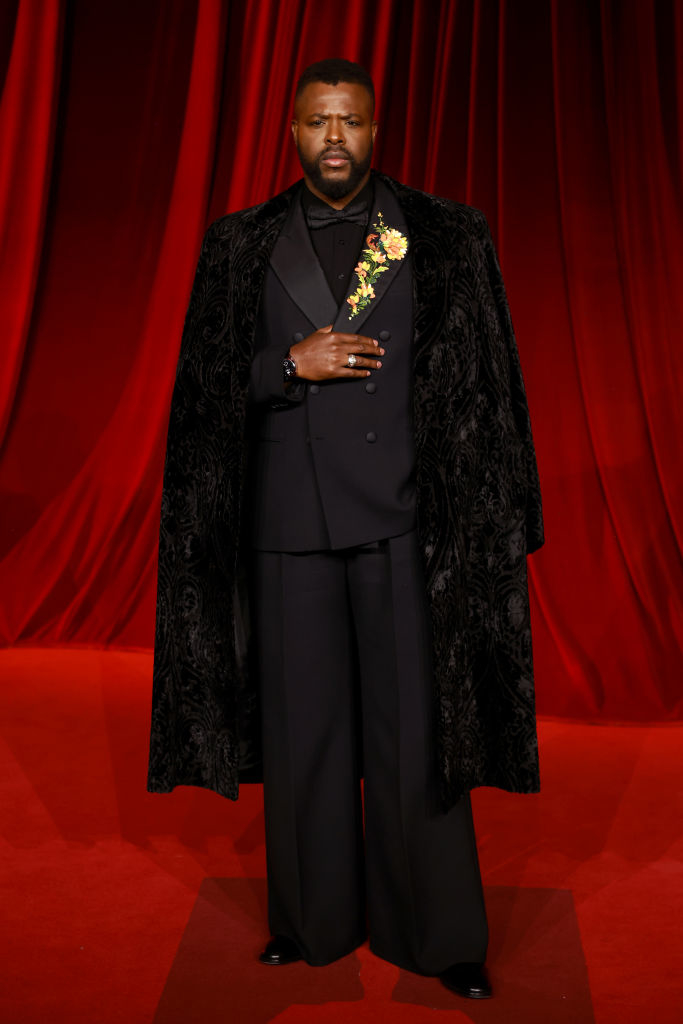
[332,176,410,335]
[223,187,295,380]
[269,190,339,328]
[374,172,456,377]
[260,175,417,337]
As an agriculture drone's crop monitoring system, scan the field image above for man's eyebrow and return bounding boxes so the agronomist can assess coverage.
[308,111,363,119]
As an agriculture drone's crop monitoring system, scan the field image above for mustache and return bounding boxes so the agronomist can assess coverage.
[319,146,352,160]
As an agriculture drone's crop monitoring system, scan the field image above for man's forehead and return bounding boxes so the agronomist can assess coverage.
[294,81,373,116]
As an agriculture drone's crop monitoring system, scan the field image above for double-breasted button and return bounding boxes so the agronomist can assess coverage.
[293,332,304,343]
[378,330,391,342]
[365,381,376,394]
[309,384,320,395]
[366,431,377,443]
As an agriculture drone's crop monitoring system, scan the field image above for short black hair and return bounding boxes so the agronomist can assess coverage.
[295,59,375,110]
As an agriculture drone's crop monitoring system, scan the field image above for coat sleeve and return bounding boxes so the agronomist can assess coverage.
[479,214,545,554]
[148,219,241,798]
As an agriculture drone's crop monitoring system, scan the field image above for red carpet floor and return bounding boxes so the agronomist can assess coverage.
[1,647,681,1023]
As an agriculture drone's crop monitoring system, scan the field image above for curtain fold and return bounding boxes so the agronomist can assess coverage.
[0,0,226,643]
[0,0,680,722]
[0,0,64,448]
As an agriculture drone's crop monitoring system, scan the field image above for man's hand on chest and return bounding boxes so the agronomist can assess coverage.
[288,325,384,382]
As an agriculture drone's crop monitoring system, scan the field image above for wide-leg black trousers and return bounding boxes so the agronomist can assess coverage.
[252,531,488,973]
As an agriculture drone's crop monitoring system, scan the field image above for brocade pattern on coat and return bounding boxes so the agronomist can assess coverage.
[147,172,545,810]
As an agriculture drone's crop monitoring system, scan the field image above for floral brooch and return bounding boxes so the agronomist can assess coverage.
[347,212,409,319]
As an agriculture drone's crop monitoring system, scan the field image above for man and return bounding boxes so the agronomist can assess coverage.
[148,59,544,1002]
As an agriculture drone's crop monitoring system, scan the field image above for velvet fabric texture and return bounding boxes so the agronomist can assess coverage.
[147,171,545,810]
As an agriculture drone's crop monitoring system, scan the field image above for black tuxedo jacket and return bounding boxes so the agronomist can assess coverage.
[248,178,416,551]
[148,171,545,811]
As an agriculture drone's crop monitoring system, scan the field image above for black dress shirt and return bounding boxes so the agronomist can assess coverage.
[301,180,374,307]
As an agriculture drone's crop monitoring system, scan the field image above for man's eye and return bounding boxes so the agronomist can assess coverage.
[347,121,360,127]
[310,120,324,126]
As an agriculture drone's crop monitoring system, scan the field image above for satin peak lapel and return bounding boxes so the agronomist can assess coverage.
[333,177,410,336]
[269,192,338,329]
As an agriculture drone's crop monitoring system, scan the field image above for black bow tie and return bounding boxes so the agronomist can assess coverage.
[306,194,369,230]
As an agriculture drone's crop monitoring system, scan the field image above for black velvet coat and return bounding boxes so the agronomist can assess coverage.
[147,172,545,810]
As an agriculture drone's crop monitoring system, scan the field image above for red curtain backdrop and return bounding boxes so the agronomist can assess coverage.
[0,0,681,722]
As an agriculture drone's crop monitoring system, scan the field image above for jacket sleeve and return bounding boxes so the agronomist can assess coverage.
[249,344,306,405]
[479,214,545,554]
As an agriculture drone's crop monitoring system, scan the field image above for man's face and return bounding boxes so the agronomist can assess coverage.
[291,81,377,203]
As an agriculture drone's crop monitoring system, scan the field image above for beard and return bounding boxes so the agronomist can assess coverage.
[297,143,373,200]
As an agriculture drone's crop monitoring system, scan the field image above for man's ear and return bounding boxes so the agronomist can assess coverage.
[371,121,378,143]
[291,120,298,145]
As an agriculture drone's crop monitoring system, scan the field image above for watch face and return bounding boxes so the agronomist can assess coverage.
[283,357,297,380]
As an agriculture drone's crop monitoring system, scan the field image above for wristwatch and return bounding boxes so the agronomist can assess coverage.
[283,353,297,380]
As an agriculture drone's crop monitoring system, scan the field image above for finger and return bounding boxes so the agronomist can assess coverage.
[334,339,385,356]
[355,340,385,355]
[340,356,382,370]
[350,332,375,344]
[330,332,376,346]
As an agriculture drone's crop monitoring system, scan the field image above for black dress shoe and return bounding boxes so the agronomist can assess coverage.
[259,935,304,965]
[440,962,492,999]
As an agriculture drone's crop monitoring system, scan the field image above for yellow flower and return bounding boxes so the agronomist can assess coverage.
[380,228,407,261]
[347,215,408,319]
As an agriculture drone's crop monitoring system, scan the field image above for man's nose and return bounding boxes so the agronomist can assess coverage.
[326,122,344,145]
